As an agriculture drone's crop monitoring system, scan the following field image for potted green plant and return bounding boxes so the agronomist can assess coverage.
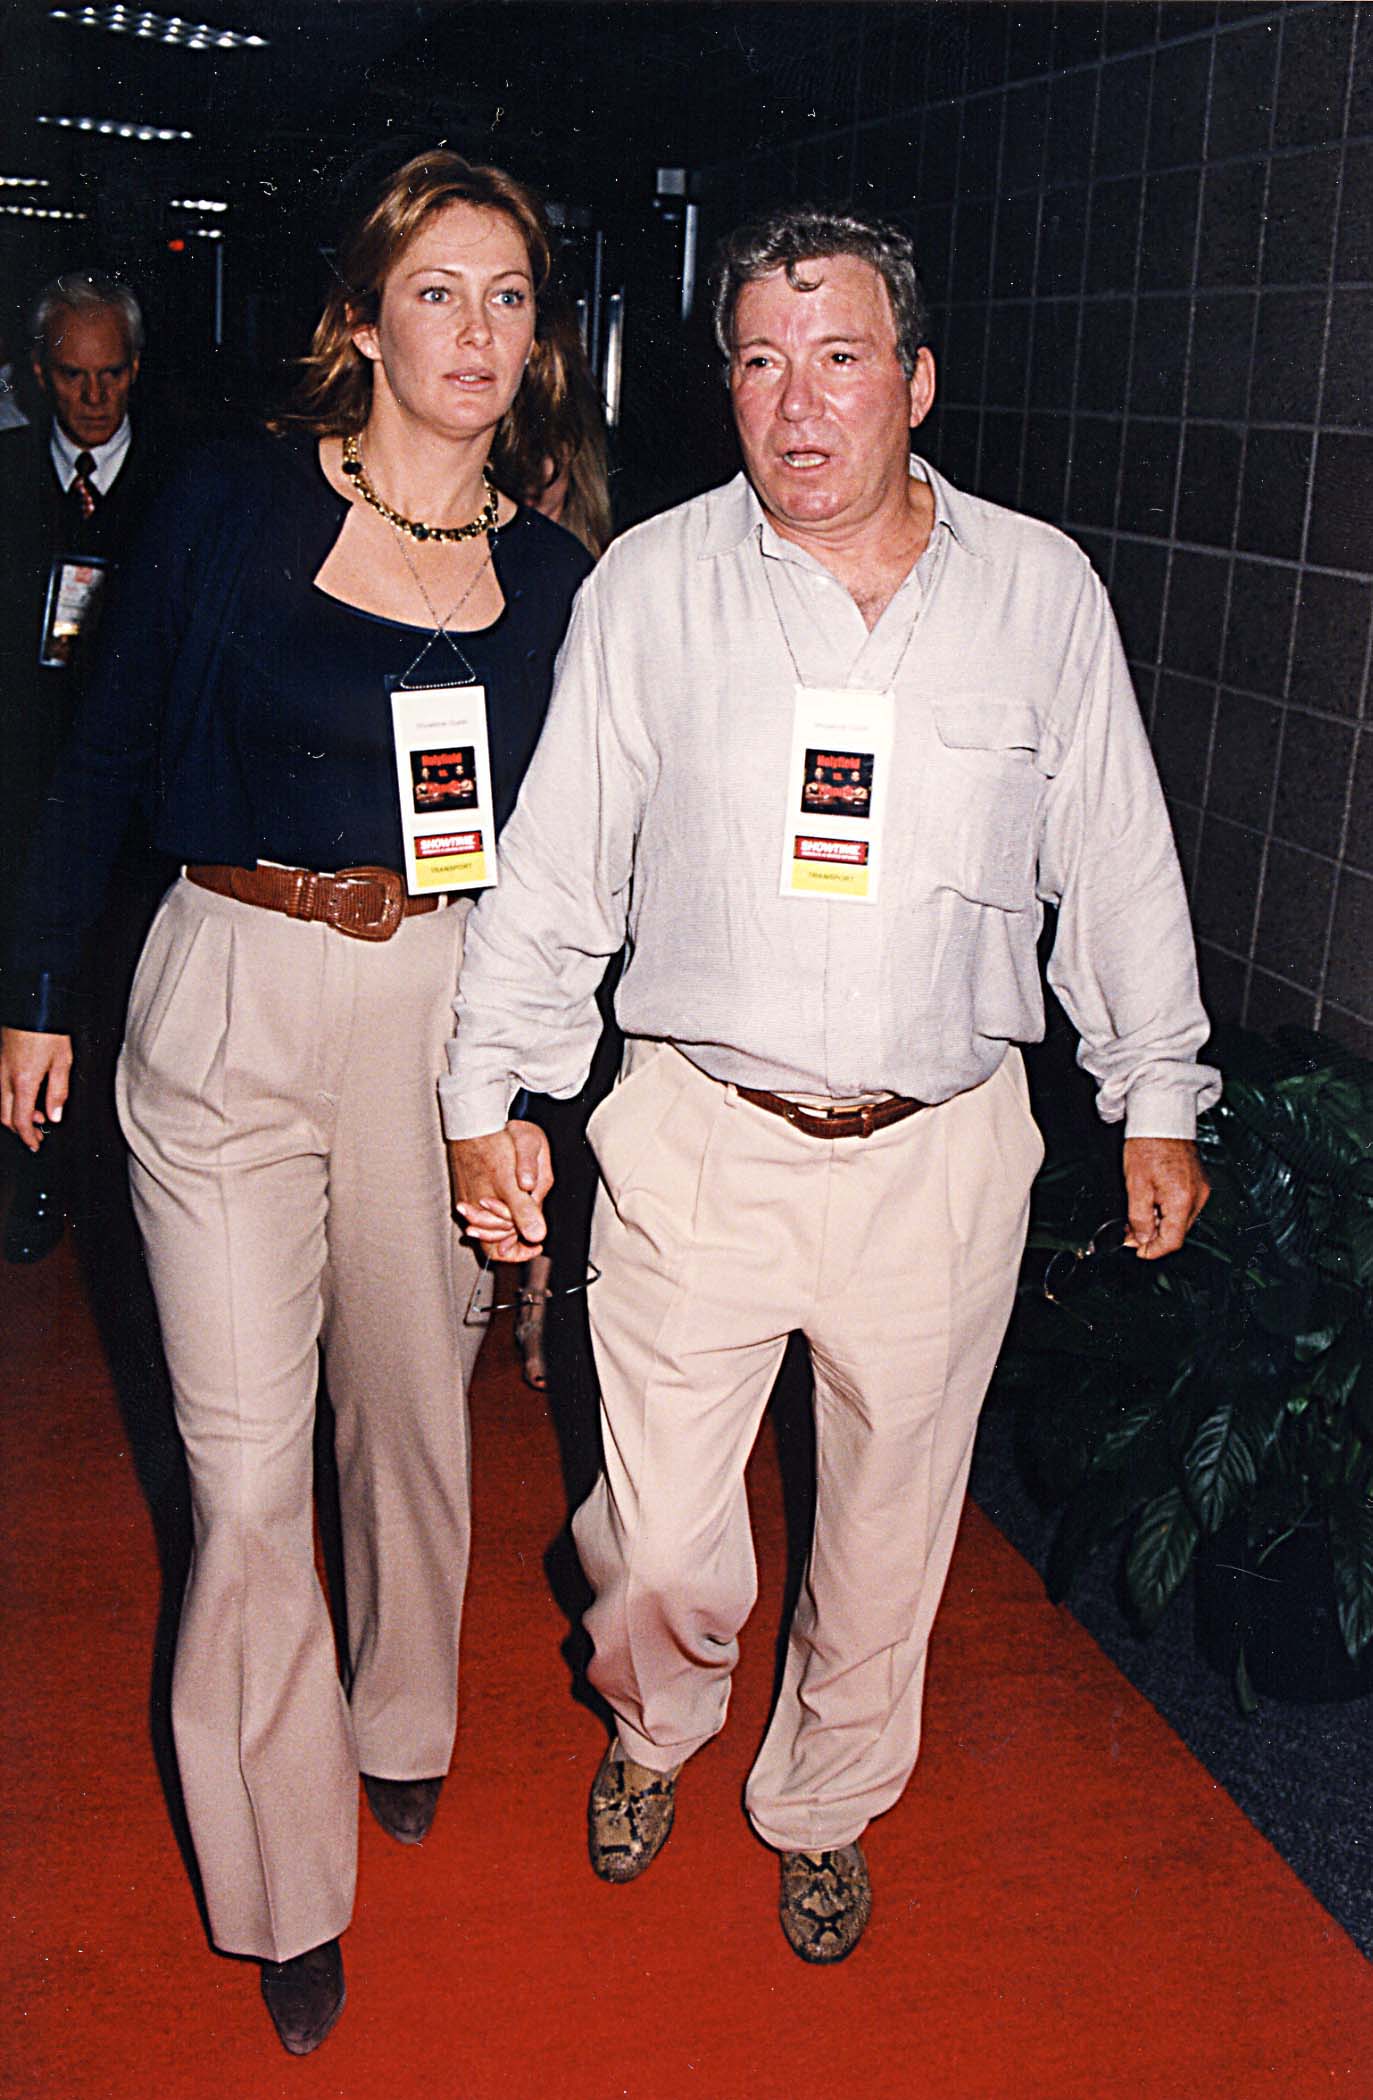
[997,1024,1373,1708]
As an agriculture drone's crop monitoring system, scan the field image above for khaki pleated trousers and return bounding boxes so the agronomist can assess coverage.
[116,877,483,1962]
[573,1042,1042,1853]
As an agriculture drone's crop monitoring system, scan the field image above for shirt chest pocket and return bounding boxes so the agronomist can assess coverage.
[916,699,1044,911]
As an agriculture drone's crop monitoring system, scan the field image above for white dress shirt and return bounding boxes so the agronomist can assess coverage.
[441,458,1218,1143]
[50,414,132,493]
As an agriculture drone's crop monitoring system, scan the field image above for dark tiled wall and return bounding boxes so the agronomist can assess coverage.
[698,3,1373,1055]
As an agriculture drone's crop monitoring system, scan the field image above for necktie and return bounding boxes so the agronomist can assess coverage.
[71,450,98,519]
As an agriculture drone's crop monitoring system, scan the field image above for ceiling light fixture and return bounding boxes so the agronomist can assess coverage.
[38,114,193,141]
[0,204,89,220]
[49,6,267,46]
[0,175,51,187]
[171,196,228,212]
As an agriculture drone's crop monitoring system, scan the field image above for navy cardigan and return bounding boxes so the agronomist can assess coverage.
[3,429,593,1032]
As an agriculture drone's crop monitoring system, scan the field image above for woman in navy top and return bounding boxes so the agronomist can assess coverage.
[0,151,592,2056]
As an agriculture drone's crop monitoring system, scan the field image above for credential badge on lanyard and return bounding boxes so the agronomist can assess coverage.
[39,554,108,667]
[388,680,498,895]
[778,685,894,903]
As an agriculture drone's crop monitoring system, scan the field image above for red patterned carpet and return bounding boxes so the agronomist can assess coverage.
[3,1233,1369,2099]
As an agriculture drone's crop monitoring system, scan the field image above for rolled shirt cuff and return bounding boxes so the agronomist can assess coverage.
[1122,1085,1203,1143]
[437,1071,518,1142]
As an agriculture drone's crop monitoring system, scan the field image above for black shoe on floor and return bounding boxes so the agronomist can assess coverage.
[362,1772,445,1845]
[260,1938,345,2056]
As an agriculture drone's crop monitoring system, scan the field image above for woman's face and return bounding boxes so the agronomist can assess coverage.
[353,200,536,445]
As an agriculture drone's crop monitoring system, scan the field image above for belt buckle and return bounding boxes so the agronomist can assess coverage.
[327,865,404,941]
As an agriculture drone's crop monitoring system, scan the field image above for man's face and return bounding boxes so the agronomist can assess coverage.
[729,255,934,542]
[34,305,139,448]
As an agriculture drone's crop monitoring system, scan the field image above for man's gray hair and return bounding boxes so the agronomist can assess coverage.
[711,207,930,378]
[29,270,145,363]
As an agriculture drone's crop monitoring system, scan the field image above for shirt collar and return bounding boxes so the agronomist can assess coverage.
[698,452,986,563]
[50,414,132,488]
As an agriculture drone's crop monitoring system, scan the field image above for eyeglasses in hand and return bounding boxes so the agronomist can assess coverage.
[1040,1218,1134,1307]
[463,1256,602,1328]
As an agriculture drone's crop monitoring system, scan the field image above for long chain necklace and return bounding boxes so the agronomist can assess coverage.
[760,534,928,690]
[342,430,498,542]
[392,529,495,688]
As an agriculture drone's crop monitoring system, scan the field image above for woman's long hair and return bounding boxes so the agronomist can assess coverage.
[495,292,612,556]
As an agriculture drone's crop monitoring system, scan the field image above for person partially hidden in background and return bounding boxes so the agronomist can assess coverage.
[493,289,616,1393]
[444,205,1216,1967]
[0,270,168,1264]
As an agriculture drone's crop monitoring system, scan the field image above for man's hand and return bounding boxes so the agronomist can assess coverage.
[1122,1136,1209,1260]
[447,1119,554,1263]
[0,1028,74,1153]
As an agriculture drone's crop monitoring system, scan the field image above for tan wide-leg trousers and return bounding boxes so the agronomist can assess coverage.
[116,877,483,1962]
[573,1042,1042,1853]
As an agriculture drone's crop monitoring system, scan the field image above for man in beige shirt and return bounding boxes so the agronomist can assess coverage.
[444,206,1214,1964]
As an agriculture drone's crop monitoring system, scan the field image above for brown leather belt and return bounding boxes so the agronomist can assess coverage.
[735,1086,928,1140]
[186,863,439,942]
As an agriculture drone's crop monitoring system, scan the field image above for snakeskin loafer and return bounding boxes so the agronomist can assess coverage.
[778,1842,872,1963]
[588,1745,681,1883]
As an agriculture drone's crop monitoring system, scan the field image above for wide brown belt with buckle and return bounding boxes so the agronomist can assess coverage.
[734,1086,928,1140]
[185,863,439,942]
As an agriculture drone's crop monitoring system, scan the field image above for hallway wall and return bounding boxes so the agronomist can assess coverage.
[696,3,1373,1054]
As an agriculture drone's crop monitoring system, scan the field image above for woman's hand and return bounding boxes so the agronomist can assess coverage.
[447,1119,553,1263]
[0,1029,74,1152]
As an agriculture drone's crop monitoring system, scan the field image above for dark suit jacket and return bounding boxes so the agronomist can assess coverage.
[0,420,172,911]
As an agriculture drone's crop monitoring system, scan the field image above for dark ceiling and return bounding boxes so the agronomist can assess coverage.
[1,0,853,503]
[3,1,832,235]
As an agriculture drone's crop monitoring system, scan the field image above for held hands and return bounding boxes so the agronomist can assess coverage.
[447,1119,554,1263]
[0,1028,74,1153]
[1122,1135,1210,1260]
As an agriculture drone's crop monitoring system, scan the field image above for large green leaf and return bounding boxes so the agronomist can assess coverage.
[1329,1493,1373,1660]
[1003,1023,1373,1630]
[1087,1397,1173,1476]
[1044,1446,1169,1602]
[1234,1643,1259,1716]
[1182,1399,1263,1532]
[1292,1322,1342,1363]
[1346,1206,1373,1288]
[1310,1323,1370,1409]
[1353,1359,1373,1443]
[1125,1486,1200,1630]
[1240,1076,1373,1184]
[1212,1064,1373,1273]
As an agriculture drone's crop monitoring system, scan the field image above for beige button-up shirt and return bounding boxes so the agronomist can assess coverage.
[441,459,1217,1141]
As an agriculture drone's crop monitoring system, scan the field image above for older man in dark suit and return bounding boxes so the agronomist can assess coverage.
[1,270,168,1261]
